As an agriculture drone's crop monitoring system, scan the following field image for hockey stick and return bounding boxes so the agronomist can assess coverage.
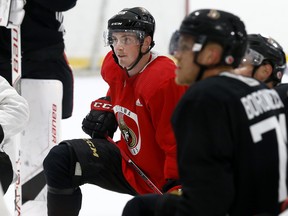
[105,135,163,195]
[11,26,22,216]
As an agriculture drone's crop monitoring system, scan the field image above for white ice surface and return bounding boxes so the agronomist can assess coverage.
[4,73,133,216]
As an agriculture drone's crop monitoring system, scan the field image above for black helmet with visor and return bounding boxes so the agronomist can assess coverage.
[169,9,247,67]
[104,7,155,71]
[242,34,286,85]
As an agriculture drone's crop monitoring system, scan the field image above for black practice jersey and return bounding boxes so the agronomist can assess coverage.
[172,72,288,216]
[275,83,288,108]
[0,0,76,58]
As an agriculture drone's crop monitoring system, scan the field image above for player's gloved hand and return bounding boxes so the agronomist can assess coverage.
[0,0,26,28]
[82,96,118,139]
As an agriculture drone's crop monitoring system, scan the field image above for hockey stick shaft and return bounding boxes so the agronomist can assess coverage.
[11,26,22,216]
[105,135,163,195]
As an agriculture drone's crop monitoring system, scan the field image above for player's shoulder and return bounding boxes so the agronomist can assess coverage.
[135,53,182,98]
[274,83,288,96]
[101,51,123,81]
[102,51,116,66]
[147,52,176,72]
[187,72,265,101]
[274,83,288,105]
[140,52,176,83]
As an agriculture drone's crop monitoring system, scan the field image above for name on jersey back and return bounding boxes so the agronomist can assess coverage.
[241,89,284,120]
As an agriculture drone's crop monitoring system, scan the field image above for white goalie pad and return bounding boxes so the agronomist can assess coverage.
[20,79,63,202]
[281,209,288,216]
[0,185,12,216]
[0,0,12,26]
[0,0,25,28]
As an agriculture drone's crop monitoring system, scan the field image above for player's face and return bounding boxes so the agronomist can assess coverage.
[174,35,200,86]
[253,63,273,83]
[112,32,141,68]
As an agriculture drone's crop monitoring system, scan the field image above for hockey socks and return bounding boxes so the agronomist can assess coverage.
[47,187,82,216]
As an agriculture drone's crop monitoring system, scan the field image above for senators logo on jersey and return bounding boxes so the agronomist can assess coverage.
[114,105,141,155]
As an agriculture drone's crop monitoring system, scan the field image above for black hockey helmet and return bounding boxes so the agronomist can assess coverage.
[177,9,247,68]
[246,34,286,83]
[107,7,155,40]
[106,7,155,72]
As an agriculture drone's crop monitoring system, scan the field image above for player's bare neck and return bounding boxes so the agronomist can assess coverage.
[202,66,234,80]
[127,52,151,77]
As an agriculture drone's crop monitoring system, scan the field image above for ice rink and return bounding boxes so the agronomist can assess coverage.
[3,69,288,215]
[4,71,133,216]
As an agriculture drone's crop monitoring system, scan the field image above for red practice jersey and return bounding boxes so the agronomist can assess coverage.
[101,51,187,194]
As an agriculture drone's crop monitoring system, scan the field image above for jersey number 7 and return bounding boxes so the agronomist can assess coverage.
[250,114,287,202]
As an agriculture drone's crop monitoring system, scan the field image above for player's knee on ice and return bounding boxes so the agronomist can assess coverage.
[43,143,77,189]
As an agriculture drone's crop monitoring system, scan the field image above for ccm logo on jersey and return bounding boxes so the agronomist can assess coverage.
[92,101,113,112]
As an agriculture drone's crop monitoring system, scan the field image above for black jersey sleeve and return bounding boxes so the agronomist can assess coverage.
[173,89,235,215]
[32,0,77,11]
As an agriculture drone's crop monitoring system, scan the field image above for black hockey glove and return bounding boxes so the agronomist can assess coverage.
[82,96,118,139]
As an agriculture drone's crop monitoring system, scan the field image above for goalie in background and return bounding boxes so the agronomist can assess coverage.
[43,7,187,216]
[0,0,77,119]
[0,75,29,194]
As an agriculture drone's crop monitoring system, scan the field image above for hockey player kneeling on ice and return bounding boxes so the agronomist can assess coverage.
[43,96,123,215]
[43,7,187,216]
[122,9,288,216]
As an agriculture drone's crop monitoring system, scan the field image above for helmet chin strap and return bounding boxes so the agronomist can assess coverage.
[110,42,155,75]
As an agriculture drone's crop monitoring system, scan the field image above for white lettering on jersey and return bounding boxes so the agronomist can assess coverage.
[55,12,65,34]
[250,114,287,201]
[241,89,284,120]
